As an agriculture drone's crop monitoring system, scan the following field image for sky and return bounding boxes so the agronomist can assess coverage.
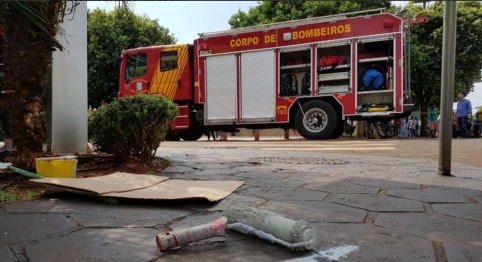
[86,1,481,112]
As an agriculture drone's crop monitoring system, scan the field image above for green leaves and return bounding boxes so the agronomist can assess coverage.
[228,1,391,29]
[407,2,482,107]
[87,7,176,107]
[89,94,178,164]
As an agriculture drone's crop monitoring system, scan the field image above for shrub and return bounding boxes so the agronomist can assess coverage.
[88,94,178,164]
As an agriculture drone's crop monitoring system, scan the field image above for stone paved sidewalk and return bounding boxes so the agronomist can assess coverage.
[1,146,482,262]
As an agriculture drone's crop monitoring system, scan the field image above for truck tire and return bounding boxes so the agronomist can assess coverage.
[165,130,180,141]
[177,129,204,141]
[295,100,338,140]
[327,119,345,139]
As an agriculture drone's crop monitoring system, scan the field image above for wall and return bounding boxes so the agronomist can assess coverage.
[50,1,88,153]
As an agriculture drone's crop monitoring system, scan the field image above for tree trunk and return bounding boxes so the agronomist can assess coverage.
[0,2,62,169]
[419,104,429,137]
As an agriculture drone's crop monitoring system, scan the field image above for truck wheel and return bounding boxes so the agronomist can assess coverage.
[295,100,338,140]
[177,129,204,141]
[327,119,345,139]
[165,130,180,141]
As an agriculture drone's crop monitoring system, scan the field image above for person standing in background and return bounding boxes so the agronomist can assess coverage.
[474,111,481,138]
[398,117,407,139]
[428,104,439,138]
[407,116,416,138]
[456,92,472,138]
[453,111,460,138]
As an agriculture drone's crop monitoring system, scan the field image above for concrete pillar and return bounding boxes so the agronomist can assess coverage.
[438,1,457,176]
[49,1,88,153]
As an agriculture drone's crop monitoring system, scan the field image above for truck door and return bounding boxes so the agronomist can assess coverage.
[150,44,191,100]
[121,51,152,96]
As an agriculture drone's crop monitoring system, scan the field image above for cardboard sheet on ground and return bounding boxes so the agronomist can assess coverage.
[31,172,245,202]
[32,172,169,195]
[103,179,245,202]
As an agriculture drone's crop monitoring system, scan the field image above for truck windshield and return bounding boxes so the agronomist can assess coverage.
[125,53,147,81]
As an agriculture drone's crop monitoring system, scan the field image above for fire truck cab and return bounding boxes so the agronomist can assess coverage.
[117,8,414,141]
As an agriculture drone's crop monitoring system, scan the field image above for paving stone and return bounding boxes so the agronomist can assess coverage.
[154,231,302,262]
[6,199,86,214]
[444,242,482,262]
[387,188,471,203]
[304,180,380,194]
[287,173,352,185]
[317,166,366,176]
[309,223,436,262]
[0,245,15,262]
[231,171,290,180]
[7,198,193,228]
[349,177,424,189]
[0,214,78,244]
[428,185,482,198]
[258,200,367,223]
[167,172,247,181]
[243,177,306,189]
[189,163,234,171]
[329,194,425,212]
[295,173,336,182]
[231,184,253,194]
[161,165,197,174]
[246,187,328,201]
[229,165,277,173]
[473,195,482,203]
[186,193,266,212]
[375,213,482,242]
[433,204,482,222]
[24,228,160,262]
[71,204,192,228]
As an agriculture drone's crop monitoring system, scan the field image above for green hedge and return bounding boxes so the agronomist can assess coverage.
[88,95,178,164]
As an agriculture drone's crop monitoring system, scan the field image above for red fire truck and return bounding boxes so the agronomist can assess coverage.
[116,8,414,141]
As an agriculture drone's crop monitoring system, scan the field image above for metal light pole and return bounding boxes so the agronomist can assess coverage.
[438,2,457,176]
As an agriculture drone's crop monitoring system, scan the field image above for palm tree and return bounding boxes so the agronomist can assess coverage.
[0,1,131,169]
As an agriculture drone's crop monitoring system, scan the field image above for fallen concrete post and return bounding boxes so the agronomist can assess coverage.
[224,205,316,251]
[156,217,228,251]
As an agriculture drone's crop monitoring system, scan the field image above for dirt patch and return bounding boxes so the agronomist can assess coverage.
[76,158,170,178]
[0,173,52,202]
[0,157,170,203]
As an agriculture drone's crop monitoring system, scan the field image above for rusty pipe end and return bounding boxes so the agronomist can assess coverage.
[156,233,163,252]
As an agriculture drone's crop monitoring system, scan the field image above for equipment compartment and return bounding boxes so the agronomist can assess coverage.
[316,42,351,95]
[356,37,395,113]
[279,46,311,97]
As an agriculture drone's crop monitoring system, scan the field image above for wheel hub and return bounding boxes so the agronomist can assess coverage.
[303,108,328,133]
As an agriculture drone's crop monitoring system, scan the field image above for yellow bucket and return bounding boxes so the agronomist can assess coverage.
[35,156,78,178]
